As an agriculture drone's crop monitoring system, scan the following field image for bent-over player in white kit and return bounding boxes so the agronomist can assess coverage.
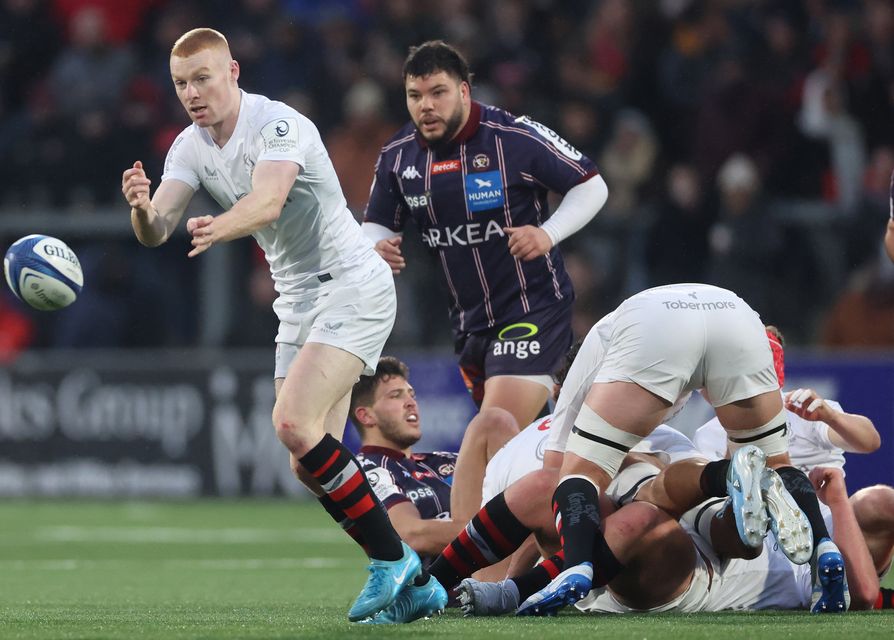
[530,283,847,615]
[120,28,429,624]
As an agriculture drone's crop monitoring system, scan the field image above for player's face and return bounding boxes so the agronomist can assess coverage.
[405,71,470,146]
[170,47,239,129]
[370,375,422,449]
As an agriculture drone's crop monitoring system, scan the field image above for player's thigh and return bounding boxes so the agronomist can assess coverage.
[594,294,702,409]
[481,375,550,430]
[583,381,671,436]
[702,296,779,410]
[276,341,365,430]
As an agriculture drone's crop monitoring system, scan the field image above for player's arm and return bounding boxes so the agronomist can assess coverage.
[186,159,298,257]
[505,174,608,261]
[386,501,464,556]
[885,218,894,263]
[809,467,879,609]
[123,161,194,247]
[784,388,881,453]
[362,222,405,275]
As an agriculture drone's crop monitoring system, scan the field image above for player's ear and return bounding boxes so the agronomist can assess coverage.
[230,59,240,84]
[354,406,376,429]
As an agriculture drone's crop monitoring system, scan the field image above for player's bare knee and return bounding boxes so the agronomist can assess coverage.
[567,404,643,480]
[724,408,789,458]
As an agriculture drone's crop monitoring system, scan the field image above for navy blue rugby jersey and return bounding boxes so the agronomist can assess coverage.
[364,101,599,335]
[356,446,457,520]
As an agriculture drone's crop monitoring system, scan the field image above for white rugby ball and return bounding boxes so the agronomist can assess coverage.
[3,234,84,310]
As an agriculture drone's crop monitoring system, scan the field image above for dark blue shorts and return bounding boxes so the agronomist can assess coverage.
[456,303,573,407]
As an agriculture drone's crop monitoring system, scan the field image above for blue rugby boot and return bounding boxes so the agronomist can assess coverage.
[516,562,592,616]
[811,538,849,613]
[727,445,770,549]
[347,542,421,622]
[361,575,448,624]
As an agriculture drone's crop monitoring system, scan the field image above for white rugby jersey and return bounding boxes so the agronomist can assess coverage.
[162,91,378,299]
[482,415,553,503]
[693,401,847,474]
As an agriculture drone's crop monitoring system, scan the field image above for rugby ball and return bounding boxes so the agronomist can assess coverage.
[4,234,83,310]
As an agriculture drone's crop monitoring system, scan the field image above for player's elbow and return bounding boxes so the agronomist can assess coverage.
[862,428,881,453]
[263,197,284,224]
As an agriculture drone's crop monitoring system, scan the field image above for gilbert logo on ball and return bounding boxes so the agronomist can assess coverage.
[4,234,84,310]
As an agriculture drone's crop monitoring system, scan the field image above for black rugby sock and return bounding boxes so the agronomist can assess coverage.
[776,466,831,546]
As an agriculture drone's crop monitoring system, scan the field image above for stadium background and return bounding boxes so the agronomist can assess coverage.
[1,0,893,498]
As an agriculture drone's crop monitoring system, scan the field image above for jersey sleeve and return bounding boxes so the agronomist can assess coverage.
[362,151,409,232]
[512,115,599,195]
[161,130,200,191]
[257,108,304,167]
[361,462,410,509]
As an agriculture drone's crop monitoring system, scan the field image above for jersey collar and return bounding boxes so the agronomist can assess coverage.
[414,101,482,150]
[360,445,407,460]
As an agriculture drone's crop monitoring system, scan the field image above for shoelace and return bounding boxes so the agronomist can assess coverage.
[363,564,389,599]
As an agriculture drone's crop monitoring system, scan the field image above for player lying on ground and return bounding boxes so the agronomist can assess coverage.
[460,462,880,615]
[535,284,845,614]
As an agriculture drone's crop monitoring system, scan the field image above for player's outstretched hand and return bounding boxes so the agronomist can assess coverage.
[122,160,152,211]
[374,236,405,274]
[505,225,552,261]
[784,388,831,423]
[186,215,215,258]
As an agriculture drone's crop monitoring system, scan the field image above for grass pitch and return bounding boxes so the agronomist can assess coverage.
[0,500,890,639]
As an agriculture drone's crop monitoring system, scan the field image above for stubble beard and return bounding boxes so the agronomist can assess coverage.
[419,106,465,151]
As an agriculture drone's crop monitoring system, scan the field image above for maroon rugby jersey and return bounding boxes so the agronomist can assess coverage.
[364,102,599,335]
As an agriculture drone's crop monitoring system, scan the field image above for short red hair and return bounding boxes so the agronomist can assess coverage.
[171,28,230,59]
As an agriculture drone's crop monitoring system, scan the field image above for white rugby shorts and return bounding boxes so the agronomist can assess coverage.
[273,258,396,377]
[594,284,779,407]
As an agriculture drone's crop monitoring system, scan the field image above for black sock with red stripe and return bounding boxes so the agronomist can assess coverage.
[317,494,370,555]
[429,492,530,589]
[512,552,565,601]
[300,433,403,561]
[876,587,894,609]
[553,476,601,568]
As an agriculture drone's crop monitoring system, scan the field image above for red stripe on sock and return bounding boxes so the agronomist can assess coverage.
[876,590,883,610]
[343,494,375,520]
[311,450,341,478]
[458,528,490,568]
[329,471,364,502]
[479,507,515,554]
[541,557,562,579]
[443,544,473,575]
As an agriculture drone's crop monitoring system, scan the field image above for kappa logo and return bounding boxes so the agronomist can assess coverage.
[401,165,422,180]
[474,178,493,188]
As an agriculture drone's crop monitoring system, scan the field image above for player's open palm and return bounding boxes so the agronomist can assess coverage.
[504,225,552,261]
[784,388,830,422]
[374,236,405,274]
[122,160,152,211]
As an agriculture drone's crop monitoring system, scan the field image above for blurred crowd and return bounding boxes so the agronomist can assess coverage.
[2,0,894,358]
